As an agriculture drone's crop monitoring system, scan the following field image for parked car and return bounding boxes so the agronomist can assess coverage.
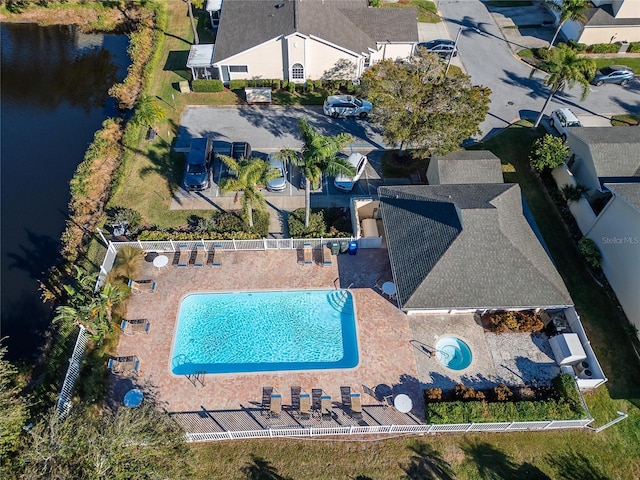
[323,95,372,118]
[334,153,368,192]
[227,141,252,176]
[266,154,288,192]
[416,39,457,60]
[591,65,635,86]
[549,108,582,141]
[299,171,322,191]
[182,137,212,191]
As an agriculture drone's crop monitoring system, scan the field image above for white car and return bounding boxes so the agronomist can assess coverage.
[549,108,582,141]
[334,153,368,192]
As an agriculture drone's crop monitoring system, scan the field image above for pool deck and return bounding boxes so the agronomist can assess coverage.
[111,249,426,422]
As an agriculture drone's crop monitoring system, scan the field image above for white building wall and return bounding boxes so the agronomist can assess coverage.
[579,25,640,44]
[567,138,601,193]
[551,164,597,234]
[217,39,285,80]
[304,38,359,80]
[586,197,640,339]
[369,43,414,64]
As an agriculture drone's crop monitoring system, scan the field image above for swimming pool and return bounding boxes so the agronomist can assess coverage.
[171,290,358,375]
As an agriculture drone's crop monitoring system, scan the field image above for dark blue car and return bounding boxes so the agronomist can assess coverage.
[183,137,212,191]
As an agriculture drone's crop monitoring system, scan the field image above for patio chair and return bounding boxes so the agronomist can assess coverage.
[268,392,282,418]
[298,391,311,420]
[127,279,157,294]
[322,244,332,266]
[320,394,332,421]
[177,244,190,267]
[350,392,363,419]
[261,386,274,416]
[311,388,323,417]
[212,244,223,267]
[107,355,140,373]
[194,243,206,267]
[303,243,313,265]
[120,318,150,335]
[291,386,301,412]
[340,386,352,410]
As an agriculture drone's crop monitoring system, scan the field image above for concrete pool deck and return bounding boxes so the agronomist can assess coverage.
[111,248,562,429]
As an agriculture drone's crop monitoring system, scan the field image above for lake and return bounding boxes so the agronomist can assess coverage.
[0,23,130,360]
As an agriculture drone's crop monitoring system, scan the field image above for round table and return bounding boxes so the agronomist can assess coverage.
[124,388,144,408]
[393,394,412,413]
[381,281,396,296]
[153,255,169,269]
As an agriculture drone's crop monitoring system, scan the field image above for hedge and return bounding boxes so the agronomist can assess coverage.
[192,79,224,92]
[288,208,352,238]
[587,43,621,54]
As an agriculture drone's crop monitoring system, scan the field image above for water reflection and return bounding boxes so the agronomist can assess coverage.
[0,23,130,360]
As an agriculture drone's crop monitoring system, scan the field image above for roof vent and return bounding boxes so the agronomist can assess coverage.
[275,2,285,8]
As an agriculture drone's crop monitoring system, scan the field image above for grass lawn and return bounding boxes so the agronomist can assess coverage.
[593,57,640,72]
[611,114,640,126]
[190,122,640,479]
[384,0,439,24]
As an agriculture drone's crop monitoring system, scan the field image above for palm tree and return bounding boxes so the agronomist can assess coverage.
[531,47,595,128]
[131,94,166,130]
[185,0,200,45]
[278,118,355,228]
[218,156,277,228]
[546,0,589,50]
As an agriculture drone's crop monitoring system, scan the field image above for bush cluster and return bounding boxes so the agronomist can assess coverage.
[587,43,621,54]
[227,78,359,95]
[288,208,353,238]
[578,237,602,269]
[630,42,640,53]
[424,374,586,423]
[192,79,224,92]
[482,310,545,333]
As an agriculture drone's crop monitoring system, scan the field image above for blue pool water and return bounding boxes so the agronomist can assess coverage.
[435,337,473,371]
[171,290,358,375]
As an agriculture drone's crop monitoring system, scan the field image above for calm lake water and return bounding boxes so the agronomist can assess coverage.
[1,23,130,360]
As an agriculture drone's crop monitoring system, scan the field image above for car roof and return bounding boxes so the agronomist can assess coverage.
[326,95,354,103]
[420,39,454,46]
[608,65,632,71]
[347,152,366,167]
[190,137,209,150]
[553,108,580,122]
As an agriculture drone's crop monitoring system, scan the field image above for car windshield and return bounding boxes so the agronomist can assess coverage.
[600,67,615,75]
[567,121,581,127]
[354,98,363,107]
[187,163,206,173]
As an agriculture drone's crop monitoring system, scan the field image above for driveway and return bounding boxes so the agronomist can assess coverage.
[176,105,386,151]
[436,0,640,140]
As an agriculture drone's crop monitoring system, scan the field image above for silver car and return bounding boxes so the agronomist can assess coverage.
[323,95,372,118]
[266,154,288,192]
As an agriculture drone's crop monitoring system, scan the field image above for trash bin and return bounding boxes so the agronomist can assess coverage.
[348,241,358,256]
[330,242,340,256]
[339,241,349,254]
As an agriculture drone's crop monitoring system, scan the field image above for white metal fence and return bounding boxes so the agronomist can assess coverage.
[56,325,89,417]
[183,418,593,442]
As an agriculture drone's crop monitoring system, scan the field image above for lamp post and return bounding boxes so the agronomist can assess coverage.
[445,26,480,76]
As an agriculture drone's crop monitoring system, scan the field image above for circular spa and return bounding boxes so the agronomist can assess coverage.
[435,337,473,371]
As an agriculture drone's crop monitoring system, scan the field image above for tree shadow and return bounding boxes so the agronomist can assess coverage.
[240,455,292,480]
[463,440,551,480]
[5,228,61,279]
[402,441,455,480]
[546,451,611,480]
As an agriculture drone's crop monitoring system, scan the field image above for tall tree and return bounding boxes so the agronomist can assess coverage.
[185,0,200,45]
[531,46,596,128]
[218,157,277,228]
[130,94,166,130]
[546,0,589,50]
[279,118,355,228]
[360,55,491,158]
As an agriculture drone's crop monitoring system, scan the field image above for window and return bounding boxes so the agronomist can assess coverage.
[229,65,248,73]
[291,63,304,80]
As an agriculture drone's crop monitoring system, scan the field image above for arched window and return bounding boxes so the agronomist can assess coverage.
[291,63,304,80]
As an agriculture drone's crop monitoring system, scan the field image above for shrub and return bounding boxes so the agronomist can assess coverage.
[552,373,583,412]
[192,79,224,92]
[305,81,314,93]
[288,209,328,238]
[346,81,357,94]
[271,79,281,89]
[369,0,381,6]
[578,237,602,269]
[588,42,620,54]
[229,79,248,90]
[106,206,142,230]
[494,384,513,402]
[530,134,569,171]
[567,40,587,52]
[482,311,544,333]
[314,79,323,90]
[561,183,588,202]
[454,384,480,401]
[630,42,640,53]
[424,388,443,402]
[287,82,296,93]
[281,79,289,90]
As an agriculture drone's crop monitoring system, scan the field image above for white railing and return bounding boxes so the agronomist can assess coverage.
[56,325,89,417]
[182,418,593,442]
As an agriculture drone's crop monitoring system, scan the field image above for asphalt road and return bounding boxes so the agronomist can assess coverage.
[437,0,640,140]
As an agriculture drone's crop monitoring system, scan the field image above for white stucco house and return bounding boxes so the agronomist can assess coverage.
[210,0,418,83]
[554,0,640,44]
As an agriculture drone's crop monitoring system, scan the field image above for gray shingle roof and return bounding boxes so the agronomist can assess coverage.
[605,183,640,212]
[428,150,504,185]
[584,4,640,27]
[379,185,572,310]
[213,0,418,63]
[571,127,640,179]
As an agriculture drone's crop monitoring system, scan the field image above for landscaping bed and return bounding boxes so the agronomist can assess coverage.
[288,207,352,238]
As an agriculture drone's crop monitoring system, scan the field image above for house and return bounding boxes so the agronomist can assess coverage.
[585,183,640,340]
[378,184,573,313]
[186,44,216,80]
[566,127,640,199]
[426,150,504,185]
[556,0,640,44]
[211,0,418,83]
